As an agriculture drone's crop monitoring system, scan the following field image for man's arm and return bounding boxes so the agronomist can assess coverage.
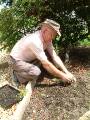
[47,44,69,73]
[29,41,76,82]
[46,42,69,73]
[52,50,69,73]
[41,59,74,83]
[46,45,76,82]
[51,50,76,82]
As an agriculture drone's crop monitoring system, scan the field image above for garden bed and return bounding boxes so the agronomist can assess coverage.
[0,47,90,120]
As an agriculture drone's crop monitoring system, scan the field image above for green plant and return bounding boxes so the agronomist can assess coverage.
[0,0,90,51]
[79,35,90,47]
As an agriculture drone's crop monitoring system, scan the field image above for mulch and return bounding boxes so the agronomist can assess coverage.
[22,64,90,120]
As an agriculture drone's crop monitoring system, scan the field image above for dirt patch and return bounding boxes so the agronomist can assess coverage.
[69,47,90,65]
[0,47,90,120]
[22,65,90,120]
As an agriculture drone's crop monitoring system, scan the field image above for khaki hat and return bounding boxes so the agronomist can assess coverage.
[42,19,61,36]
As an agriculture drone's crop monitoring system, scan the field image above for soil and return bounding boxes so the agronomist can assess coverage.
[0,47,90,120]
[22,64,90,120]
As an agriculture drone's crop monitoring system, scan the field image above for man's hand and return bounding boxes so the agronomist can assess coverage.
[66,72,76,83]
[60,72,76,83]
[42,59,76,83]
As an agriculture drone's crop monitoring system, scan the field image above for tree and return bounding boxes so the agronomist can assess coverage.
[0,0,89,51]
[0,0,13,6]
[0,0,40,50]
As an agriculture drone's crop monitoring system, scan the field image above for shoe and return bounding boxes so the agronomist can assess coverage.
[12,70,20,88]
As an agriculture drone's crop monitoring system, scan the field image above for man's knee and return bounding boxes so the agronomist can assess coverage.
[34,66,41,76]
[28,65,41,77]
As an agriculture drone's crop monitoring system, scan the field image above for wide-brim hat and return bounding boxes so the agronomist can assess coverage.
[42,19,61,36]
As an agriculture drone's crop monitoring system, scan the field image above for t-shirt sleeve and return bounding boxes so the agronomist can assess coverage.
[30,41,47,62]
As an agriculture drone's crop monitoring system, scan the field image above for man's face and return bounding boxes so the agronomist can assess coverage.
[44,26,57,42]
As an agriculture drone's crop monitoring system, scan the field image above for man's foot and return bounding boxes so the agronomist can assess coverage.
[12,71,20,88]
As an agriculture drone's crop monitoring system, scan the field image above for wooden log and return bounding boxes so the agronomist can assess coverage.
[78,111,90,120]
[10,80,36,120]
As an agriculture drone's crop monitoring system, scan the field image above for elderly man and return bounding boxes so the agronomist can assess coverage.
[10,19,76,84]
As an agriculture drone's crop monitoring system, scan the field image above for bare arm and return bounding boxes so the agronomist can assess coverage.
[46,43,69,73]
[47,47,69,73]
[52,51,69,73]
[51,51,76,82]
[41,59,74,82]
[46,45,76,82]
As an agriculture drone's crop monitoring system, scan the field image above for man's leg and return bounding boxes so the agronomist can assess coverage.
[9,58,41,120]
[10,58,41,84]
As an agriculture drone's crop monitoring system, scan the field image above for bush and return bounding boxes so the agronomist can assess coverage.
[0,0,89,51]
[79,35,90,47]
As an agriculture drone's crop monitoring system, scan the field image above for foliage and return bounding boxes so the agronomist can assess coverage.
[0,0,13,6]
[0,8,21,50]
[79,35,90,47]
[0,1,40,50]
[41,0,90,53]
[0,0,90,51]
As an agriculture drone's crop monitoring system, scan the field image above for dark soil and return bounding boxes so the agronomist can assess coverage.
[22,47,90,120]
[0,85,22,109]
[0,47,90,120]
[23,63,90,120]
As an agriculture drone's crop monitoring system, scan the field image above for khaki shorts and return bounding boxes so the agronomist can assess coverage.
[10,56,41,84]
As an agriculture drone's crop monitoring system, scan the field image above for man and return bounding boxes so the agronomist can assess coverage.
[10,19,76,85]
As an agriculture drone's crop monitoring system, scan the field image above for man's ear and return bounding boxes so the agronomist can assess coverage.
[43,28,48,34]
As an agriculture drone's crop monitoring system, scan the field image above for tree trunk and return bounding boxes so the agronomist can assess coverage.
[64,48,70,63]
